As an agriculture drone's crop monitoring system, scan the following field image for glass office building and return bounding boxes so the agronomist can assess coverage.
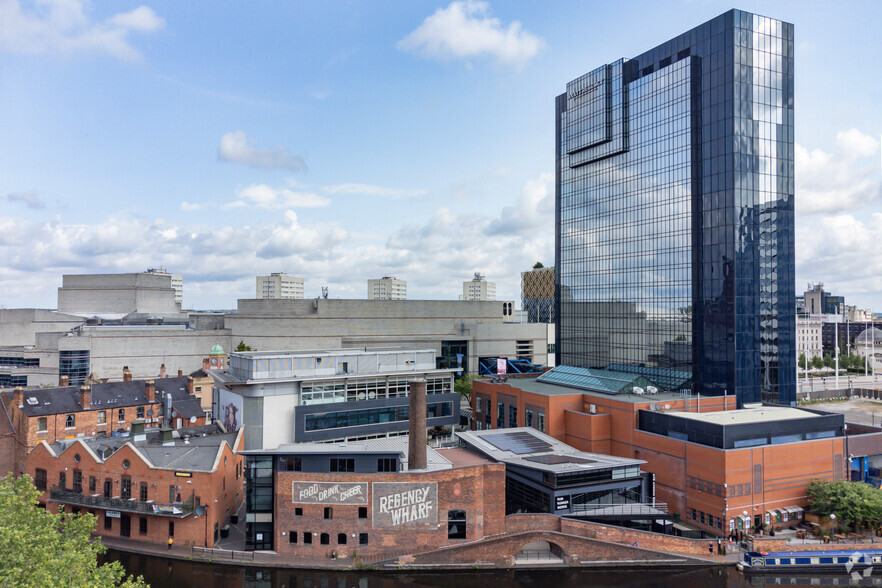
[555,9,795,405]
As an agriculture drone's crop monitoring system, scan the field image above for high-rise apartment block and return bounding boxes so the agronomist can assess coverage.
[522,267,555,323]
[367,276,407,300]
[463,273,496,301]
[555,9,795,405]
[255,273,304,300]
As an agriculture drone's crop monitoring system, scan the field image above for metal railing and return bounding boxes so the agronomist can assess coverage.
[515,549,563,561]
[569,502,669,516]
[49,485,195,517]
[192,546,255,561]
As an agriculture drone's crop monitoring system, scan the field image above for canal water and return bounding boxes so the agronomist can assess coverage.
[105,550,882,587]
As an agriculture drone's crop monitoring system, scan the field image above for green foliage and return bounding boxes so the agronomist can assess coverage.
[533,261,544,269]
[235,340,253,352]
[454,373,477,401]
[806,479,882,530]
[811,355,826,370]
[0,474,148,588]
[798,353,806,368]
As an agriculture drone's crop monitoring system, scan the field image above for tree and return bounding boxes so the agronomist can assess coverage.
[798,353,807,369]
[235,340,254,352]
[811,355,825,370]
[806,479,882,531]
[0,474,148,588]
[454,373,478,402]
[533,262,544,269]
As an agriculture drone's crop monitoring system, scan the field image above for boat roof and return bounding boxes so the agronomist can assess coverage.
[748,549,882,557]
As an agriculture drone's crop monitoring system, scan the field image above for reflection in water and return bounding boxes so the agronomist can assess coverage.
[109,550,882,588]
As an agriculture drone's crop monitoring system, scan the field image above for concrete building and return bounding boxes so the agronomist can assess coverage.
[367,277,407,300]
[27,422,243,548]
[471,366,851,535]
[796,316,823,365]
[210,348,459,450]
[256,273,305,300]
[462,273,496,301]
[145,269,183,307]
[58,272,181,315]
[803,283,845,317]
[521,267,555,324]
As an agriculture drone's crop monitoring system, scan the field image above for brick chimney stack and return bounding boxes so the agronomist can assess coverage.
[122,366,132,382]
[160,364,167,378]
[13,386,23,408]
[178,368,183,377]
[80,385,91,409]
[407,378,428,471]
[59,375,70,387]
[145,380,155,403]
[203,358,210,371]
[187,376,195,395]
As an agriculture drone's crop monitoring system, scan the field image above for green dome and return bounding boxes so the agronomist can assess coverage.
[210,344,225,355]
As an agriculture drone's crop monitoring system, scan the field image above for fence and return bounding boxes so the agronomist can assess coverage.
[191,546,255,561]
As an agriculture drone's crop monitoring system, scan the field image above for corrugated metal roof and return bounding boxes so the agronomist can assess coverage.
[537,365,649,394]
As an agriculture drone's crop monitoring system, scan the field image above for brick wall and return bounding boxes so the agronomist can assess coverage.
[26,434,243,548]
[274,463,506,558]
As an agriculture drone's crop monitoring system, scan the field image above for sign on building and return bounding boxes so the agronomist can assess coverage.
[372,482,437,528]
[291,482,368,505]
[497,358,507,375]
[555,495,570,511]
[106,510,121,519]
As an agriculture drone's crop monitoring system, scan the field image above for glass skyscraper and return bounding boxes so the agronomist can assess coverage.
[555,9,795,406]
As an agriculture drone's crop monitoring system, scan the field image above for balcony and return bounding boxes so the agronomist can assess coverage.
[49,485,195,517]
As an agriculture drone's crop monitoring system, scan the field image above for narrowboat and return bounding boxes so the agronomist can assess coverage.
[737,549,882,574]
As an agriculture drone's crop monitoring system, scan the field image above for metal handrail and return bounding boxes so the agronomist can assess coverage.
[49,485,194,517]
[569,502,669,515]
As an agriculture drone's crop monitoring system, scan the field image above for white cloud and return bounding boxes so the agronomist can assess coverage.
[218,131,308,172]
[397,0,543,69]
[180,201,206,211]
[796,128,881,215]
[0,0,164,60]
[6,190,46,209]
[323,183,428,199]
[224,183,330,210]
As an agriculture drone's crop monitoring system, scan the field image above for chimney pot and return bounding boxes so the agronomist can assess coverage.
[160,364,167,378]
[407,378,428,471]
[123,367,132,382]
[187,376,195,395]
[14,386,23,408]
[145,380,155,403]
[177,368,183,377]
[79,385,91,410]
[59,375,70,387]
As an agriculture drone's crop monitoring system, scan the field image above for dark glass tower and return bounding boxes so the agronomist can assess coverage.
[555,9,795,406]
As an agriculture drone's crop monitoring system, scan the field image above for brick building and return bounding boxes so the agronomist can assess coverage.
[2,370,208,474]
[472,366,848,535]
[26,423,243,548]
[243,437,505,556]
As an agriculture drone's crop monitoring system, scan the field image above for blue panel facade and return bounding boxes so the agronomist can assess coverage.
[555,9,795,406]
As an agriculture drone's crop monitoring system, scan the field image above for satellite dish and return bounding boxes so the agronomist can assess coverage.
[147,409,154,416]
[189,416,197,424]
[195,505,206,516]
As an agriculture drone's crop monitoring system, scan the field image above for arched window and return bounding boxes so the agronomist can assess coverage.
[337,533,347,545]
[320,533,330,545]
[65,414,75,428]
[323,506,333,519]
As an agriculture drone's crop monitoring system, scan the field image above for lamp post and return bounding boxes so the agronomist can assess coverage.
[830,513,837,538]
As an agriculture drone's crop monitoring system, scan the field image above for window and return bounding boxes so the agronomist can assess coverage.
[330,458,354,473]
[359,533,368,545]
[139,517,147,535]
[294,507,303,516]
[37,417,47,432]
[304,532,312,544]
[118,408,125,422]
[72,469,82,493]
[337,533,347,545]
[140,482,148,502]
[320,533,330,545]
[525,409,533,428]
[121,476,132,500]
[289,532,298,544]
[448,510,467,539]
[377,458,396,472]
[97,411,106,425]
[34,469,47,491]
[537,412,545,433]
[136,407,144,419]
[89,476,96,494]
[65,414,75,428]
[58,471,66,489]
[358,507,367,519]
[497,403,504,429]
[323,507,333,519]
[168,520,174,538]
[509,405,518,428]
[278,457,301,471]
[103,479,112,498]
[104,514,112,530]
[122,459,130,469]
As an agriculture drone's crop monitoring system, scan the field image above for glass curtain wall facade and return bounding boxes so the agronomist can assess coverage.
[555,9,795,405]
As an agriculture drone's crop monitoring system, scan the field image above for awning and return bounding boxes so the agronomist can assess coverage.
[785,506,803,517]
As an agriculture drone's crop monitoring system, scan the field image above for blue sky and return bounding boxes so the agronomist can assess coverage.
[1,0,880,310]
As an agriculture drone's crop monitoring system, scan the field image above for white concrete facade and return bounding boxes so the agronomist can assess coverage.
[462,274,496,301]
[367,277,406,300]
[255,273,305,300]
[796,316,823,364]
[57,273,180,315]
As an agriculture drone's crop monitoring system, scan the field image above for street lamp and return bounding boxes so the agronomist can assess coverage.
[830,513,837,537]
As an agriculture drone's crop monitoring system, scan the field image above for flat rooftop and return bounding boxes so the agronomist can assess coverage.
[481,375,685,404]
[665,406,821,425]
